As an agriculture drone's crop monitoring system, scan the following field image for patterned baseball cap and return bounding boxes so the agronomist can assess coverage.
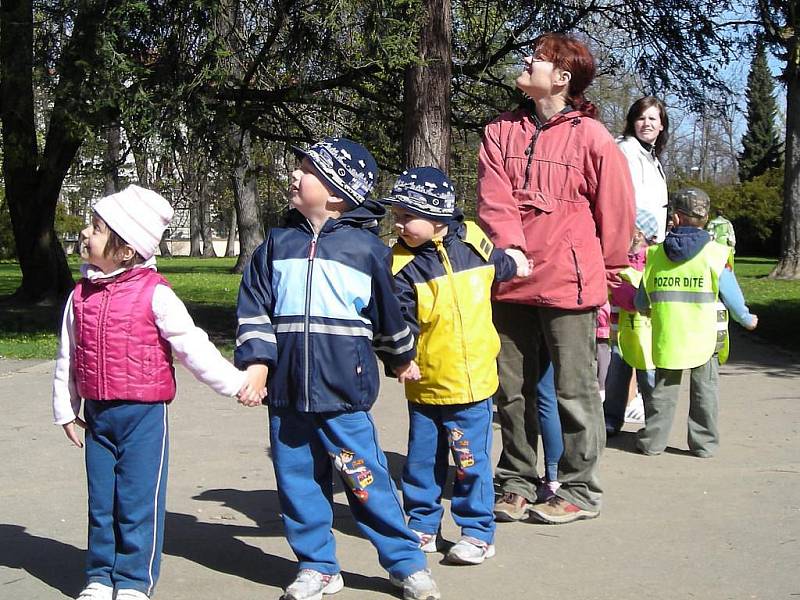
[292,137,377,207]
[383,167,456,222]
[670,187,710,219]
[635,208,659,242]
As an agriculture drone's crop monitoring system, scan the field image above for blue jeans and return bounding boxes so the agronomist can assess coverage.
[402,399,495,544]
[603,346,655,433]
[268,408,427,579]
[537,362,563,482]
[84,401,169,596]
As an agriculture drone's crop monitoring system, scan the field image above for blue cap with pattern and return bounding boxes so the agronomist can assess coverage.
[383,166,456,222]
[635,208,660,242]
[292,137,377,207]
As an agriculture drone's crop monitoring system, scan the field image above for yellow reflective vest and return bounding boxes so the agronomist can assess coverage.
[643,241,732,369]
[391,222,515,405]
[611,267,655,370]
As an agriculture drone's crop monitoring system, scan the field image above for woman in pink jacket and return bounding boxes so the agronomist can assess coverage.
[477,33,635,524]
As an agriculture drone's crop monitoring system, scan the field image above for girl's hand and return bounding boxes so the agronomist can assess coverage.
[238,364,268,407]
[62,418,86,448]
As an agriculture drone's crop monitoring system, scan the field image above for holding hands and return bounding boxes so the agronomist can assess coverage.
[504,248,533,278]
[238,364,269,406]
[394,360,421,383]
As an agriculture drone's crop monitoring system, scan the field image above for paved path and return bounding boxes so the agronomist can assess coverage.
[1,331,798,600]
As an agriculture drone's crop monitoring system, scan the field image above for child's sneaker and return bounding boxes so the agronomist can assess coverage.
[535,479,561,503]
[446,536,496,565]
[283,569,344,600]
[76,583,113,600]
[412,529,440,553]
[389,569,441,600]
[529,496,599,524]
[493,491,529,521]
[115,591,149,600]
[624,394,645,423]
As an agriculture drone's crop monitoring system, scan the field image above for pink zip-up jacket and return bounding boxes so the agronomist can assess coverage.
[477,105,635,309]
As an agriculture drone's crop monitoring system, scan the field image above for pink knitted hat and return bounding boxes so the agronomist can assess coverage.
[93,185,174,260]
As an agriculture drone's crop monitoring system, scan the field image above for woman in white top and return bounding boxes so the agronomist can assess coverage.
[617,96,670,242]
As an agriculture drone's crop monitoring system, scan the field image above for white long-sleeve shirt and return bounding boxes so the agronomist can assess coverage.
[617,135,669,243]
[52,261,246,425]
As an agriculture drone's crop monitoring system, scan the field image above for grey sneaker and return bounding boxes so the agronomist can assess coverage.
[389,568,441,600]
[446,536,496,565]
[283,569,344,600]
[494,491,529,521]
[412,529,440,553]
[76,583,113,600]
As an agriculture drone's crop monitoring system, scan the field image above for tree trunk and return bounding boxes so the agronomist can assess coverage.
[230,127,264,272]
[104,122,121,195]
[770,54,800,279]
[225,206,237,257]
[0,0,75,302]
[402,0,452,171]
[200,176,217,258]
[189,201,202,257]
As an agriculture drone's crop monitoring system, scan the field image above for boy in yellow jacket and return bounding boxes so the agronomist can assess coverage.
[385,167,529,565]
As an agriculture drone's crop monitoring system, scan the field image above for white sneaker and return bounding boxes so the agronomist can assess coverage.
[412,529,439,553]
[624,394,645,424]
[446,536,496,565]
[115,590,149,600]
[283,569,344,600]
[389,569,441,600]
[76,583,113,600]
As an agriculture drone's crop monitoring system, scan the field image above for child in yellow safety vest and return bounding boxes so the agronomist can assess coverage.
[634,188,758,457]
[603,209,659,436]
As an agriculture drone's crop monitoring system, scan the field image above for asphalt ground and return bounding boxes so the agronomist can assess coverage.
[1,329,798,600]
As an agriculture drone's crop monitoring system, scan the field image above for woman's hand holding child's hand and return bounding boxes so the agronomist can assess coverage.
[238,364,268,406]
[504,248,532,278]
[394,360,421,383]
[63,417,87,448]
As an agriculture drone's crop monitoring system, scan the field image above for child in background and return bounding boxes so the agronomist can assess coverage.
[384,167,529,565]
[636,188,758,457]
[604,209,659,436]
[534,359,562,502]
[52,186,257,600]
[234,139,440,600]
[596,301,611,403]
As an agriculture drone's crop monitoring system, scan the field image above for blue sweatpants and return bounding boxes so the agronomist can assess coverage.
[537,362,563,483]
[401,398,495,544]
[268,407,427,580]
[84,400,169,596]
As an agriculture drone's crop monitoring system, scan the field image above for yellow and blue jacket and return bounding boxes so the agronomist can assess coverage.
[391,216,517,405]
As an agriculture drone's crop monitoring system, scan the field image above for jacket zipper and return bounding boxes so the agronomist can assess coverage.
[523,126,543,189]
[435,240,472,394]
[569,245,584,306]
[98,286,111,398]
[304,234,318,411]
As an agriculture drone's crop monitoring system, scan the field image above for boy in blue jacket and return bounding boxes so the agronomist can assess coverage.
[234,138,440,600]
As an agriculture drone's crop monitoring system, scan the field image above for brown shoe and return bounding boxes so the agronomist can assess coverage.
[494,492,529,522]
[529,496,599,525]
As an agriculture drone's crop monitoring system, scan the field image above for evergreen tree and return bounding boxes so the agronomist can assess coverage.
[739,39,783,182]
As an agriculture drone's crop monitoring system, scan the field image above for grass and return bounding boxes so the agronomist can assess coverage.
[0,255,798,359]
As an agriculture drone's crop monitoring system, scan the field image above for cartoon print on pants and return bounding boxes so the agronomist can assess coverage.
[448,427,475,480]
[332,448,374,503]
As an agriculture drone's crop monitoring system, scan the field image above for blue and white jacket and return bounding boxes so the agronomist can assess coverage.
[234,200,416,412]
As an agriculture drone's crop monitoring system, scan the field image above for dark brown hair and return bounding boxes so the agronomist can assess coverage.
[532,33,598,118]
[623,96,670,157]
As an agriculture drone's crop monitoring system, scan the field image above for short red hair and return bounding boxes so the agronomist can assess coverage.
[532,33,598,118]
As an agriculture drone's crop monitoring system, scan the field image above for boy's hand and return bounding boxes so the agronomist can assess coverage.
[745,314,758,331]
[62,417,86,448]
[505,248,532,278]
[238,364,268,407]
[394,360,421,383]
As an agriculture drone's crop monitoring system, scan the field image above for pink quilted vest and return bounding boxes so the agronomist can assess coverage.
[73,267,176,402]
